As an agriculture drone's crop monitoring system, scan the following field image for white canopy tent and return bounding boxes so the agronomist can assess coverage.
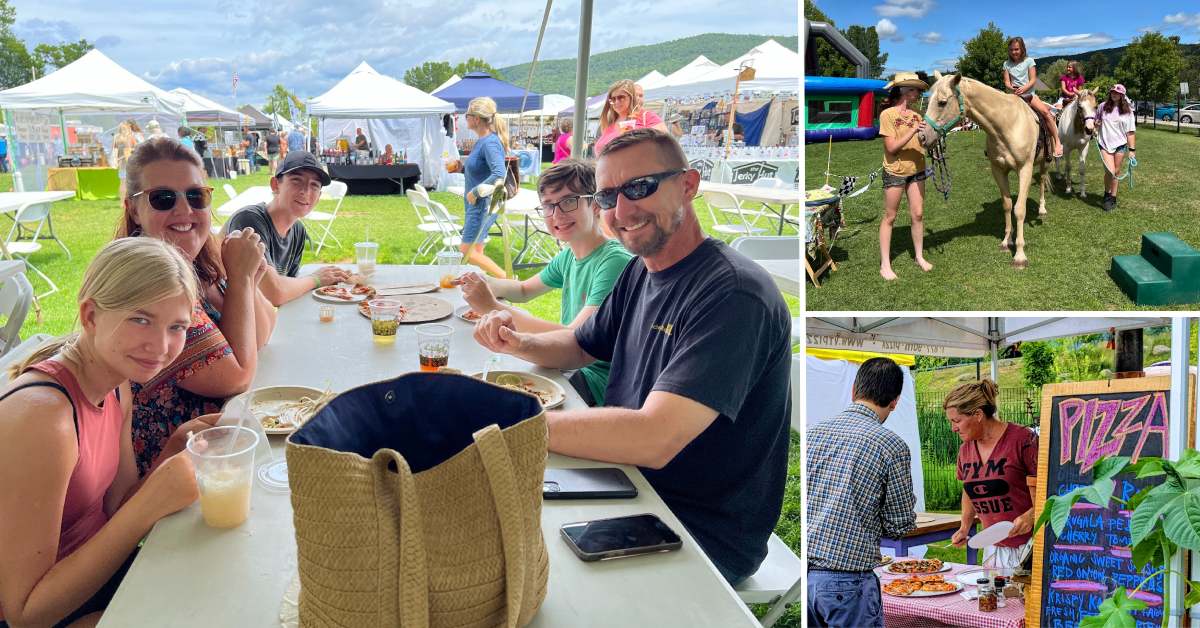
[309,61,454,188]
[170,87,245,128]
[637,70,667,90]
[0,49,185,190]
[432,74,461,94]
[641,40,801,102]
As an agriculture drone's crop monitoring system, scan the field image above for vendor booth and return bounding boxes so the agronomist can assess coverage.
[433,72,542,156]
[171,87,248,178]
[0,49,184,196]
[807,316,1196,628]
[309,61,454,193]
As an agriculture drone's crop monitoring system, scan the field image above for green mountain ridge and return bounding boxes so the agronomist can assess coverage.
[498,32,799,98]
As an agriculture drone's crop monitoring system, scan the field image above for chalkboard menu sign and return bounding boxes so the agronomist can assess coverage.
[1028,378,1175,628]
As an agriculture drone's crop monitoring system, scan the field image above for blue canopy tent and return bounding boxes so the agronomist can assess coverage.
[432,72,543,113]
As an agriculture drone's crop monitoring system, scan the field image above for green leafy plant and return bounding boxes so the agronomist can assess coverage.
[1035,451,1200,628]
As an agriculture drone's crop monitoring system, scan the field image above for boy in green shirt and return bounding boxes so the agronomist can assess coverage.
[458,159,631,405]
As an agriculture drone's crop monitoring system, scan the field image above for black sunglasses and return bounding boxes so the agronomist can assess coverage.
[536,194,593,217]
[130,187,213,212]
[593,170,686,210]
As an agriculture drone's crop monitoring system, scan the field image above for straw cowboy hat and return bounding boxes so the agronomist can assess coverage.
[885,72,929,91]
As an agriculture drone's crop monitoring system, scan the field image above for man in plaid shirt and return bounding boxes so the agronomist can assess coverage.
[807,357,917,628]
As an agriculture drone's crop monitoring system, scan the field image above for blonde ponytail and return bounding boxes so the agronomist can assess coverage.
[492,114,511,151]
[943,378,1000,418]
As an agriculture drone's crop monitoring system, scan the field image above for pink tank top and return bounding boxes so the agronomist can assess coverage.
[27,360,124,561]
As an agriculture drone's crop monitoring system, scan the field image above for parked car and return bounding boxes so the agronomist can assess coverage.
[1155,103,1200,123]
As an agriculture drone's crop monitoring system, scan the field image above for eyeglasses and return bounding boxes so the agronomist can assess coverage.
[609,94,630,102]
[536,195,592,217]
[130,187,213,212]
[593,170,686,210]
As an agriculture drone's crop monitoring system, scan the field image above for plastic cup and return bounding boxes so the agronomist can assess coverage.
[436,251,462,289]
[355,242,379,278]
[318,305,334,323]
[368,298,402,344]
[186,426,259,529]
[416,323,452,372]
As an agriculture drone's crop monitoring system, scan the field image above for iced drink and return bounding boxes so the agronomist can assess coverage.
[416,324,453,372]
[186,426,259,529]
[355,242,379,278]
[436,251,462,289]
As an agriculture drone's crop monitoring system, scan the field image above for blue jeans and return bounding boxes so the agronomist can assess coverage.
[807,569,882,628]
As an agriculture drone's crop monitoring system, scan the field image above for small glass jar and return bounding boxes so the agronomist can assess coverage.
[994,577,1008,608]
[318,305,335,323]
[977,578,997,612]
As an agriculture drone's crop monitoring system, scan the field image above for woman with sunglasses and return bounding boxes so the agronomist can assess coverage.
[593,79,668,158]
[0,238,207,628]
[116,136,275,475]
[458,159,631,406]
[460,97,510,278]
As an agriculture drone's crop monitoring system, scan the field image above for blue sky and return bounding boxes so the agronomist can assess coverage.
[813,0,1200,77]
[9,0,798,109]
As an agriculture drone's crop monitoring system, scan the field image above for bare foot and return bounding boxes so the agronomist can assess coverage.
[916,258,934,272]
[880,267,898,281]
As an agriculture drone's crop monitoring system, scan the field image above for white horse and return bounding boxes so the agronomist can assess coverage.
[1055,90,1098,196]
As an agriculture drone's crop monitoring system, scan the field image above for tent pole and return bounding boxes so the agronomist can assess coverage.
[59,109,69,153]
[988,317,1000,382]
[571,0,593,158]
[1166,317,1190,628]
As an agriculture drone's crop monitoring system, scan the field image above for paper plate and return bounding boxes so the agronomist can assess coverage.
[472,370,566,409]
[455,305,484,324]
[373,282,439,296]
[311,285,370,303]
[968,521,1015,549]
[233,385,326,435]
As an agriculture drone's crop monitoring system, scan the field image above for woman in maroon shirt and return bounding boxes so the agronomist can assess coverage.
[944,379,1038,567]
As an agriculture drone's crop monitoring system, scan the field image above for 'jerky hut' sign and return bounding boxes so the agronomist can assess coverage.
[1028,378,1178,628]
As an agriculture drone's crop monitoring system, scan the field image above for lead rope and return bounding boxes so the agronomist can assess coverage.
[1091,136,1136,189]
[929,135,952,200]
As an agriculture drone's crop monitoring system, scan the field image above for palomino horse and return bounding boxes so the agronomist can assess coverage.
[920,72,1049,269]
[1056,89,1098,196]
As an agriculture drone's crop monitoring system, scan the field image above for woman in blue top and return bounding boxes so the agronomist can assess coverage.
[460,97,510,278]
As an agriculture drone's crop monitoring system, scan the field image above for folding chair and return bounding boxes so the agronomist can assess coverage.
[424,196,464,260]
[702,191,767,241]
[735,533,803,627]
[704,189,772,229]
[306,180,347,254]
[3,204,61,299]
[407,189,459,263]
[731,236,801,261]
[0,269,33,357]
[0,333,53,387]
[8,200,71,260]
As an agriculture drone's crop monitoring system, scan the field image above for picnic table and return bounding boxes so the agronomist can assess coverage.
[98,265,757,628]
[0,190,76,215]
[880,561,1025,628]
[698,181,800,236]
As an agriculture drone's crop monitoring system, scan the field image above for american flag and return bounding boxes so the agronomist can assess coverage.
[232,71,239,91]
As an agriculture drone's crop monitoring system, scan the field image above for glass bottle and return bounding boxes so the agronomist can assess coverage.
[994,577,1008,608]
[977,578,997,612]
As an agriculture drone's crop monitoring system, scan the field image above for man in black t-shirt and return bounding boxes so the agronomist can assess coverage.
[225,151,348,305]
[474,129,792,584]
[265,130,282,173]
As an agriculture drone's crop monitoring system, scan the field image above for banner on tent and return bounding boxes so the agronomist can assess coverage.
[806,331,983,358]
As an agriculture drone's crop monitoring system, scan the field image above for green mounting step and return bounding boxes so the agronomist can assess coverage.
[1140,232,1200,280]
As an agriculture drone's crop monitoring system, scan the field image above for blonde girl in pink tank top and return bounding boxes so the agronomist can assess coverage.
[0,238,214,627]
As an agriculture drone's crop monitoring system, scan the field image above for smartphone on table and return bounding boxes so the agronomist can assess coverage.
[543,467,637,500]
[560,513,683,561]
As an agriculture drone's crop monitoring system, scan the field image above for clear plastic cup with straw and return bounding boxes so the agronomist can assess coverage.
[186,425,260,528]
[355,241,378,279]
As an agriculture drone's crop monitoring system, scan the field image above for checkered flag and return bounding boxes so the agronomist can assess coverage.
[839,176,858,197]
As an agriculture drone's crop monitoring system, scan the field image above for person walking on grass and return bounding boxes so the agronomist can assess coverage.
[878,72,934,281]
[1095,84,1136,212]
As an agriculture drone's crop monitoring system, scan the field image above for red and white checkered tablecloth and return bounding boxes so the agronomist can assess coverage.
[879,562,1025,628]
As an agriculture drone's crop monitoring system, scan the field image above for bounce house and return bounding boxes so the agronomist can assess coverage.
[804,19,888,143]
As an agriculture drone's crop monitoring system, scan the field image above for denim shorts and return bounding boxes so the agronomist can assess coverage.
[882,167,931,189]
[807,569,883,628]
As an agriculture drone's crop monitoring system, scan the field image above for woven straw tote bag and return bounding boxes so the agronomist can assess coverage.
[286,372,549,627]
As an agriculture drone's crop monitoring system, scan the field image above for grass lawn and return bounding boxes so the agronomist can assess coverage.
[2,167,802,625]
[805,126,1200,310]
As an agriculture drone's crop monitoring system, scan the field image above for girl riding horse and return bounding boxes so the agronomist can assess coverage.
[1003,37,1063,158]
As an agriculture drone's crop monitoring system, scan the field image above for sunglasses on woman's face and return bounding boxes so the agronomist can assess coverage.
[593,170,686,210]
[130,186,213,212]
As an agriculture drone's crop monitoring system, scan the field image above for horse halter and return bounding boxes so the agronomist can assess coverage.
[924,82,966,137]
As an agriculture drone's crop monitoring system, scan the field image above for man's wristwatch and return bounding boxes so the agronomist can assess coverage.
[1129,148,1136,152]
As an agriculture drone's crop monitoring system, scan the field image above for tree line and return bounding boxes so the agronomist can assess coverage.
[0,0,93,89]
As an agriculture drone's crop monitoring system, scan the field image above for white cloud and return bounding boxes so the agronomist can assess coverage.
[917,32,942,44]
[1026,33,1114,49]
[930,58,958,72]
[875,0,933,19]
[876,18,903,42]
[1162,12,1200,28]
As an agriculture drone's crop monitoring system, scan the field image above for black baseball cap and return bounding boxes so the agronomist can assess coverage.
[275,151,331,185]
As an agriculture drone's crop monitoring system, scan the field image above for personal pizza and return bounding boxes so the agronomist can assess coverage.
[886,558,944,574]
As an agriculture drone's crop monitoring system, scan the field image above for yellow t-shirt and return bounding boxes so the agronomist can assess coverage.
[879,107,927,177]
